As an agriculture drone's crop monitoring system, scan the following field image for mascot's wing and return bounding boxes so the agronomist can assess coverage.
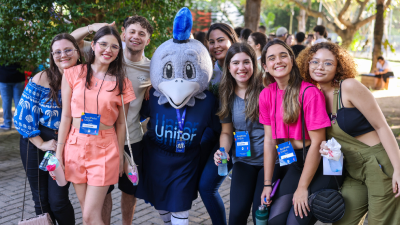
[153,90,169,105]
[194,92,207,100]
[186,92,207,107]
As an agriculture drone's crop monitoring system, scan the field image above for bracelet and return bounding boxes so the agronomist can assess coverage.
[264,185,272,187]
[87,25,93,34]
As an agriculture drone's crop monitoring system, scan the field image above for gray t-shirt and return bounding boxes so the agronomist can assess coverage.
[220,95,264,166]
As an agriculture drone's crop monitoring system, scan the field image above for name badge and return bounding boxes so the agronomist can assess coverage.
[79,112,100,135]
[176,139,185,153]
[234,131,251,157]
[277,141,297,166]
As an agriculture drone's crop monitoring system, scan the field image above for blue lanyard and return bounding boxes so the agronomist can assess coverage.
[176,107,187,133]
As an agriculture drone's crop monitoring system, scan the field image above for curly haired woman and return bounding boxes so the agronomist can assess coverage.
[297,42,400,225]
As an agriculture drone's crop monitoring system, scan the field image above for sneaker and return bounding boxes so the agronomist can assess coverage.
[0,124,11,130]
[228,171,232,180]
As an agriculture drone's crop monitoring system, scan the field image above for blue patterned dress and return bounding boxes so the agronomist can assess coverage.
[14,79,62,137]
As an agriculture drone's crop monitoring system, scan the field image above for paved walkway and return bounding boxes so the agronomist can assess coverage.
[7,88,400,224]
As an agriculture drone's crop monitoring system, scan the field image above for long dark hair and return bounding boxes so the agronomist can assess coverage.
[217,43,264,122]
[43,33,83,107]
[206,23,239,65]
[81,26,126,95]
[250,32,268,52]
[261,39,303,124]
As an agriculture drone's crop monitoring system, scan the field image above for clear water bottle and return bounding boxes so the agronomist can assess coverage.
[255,205,269,225]
[39,151,55,171]
[328,158,342,172]
[218,147,228,176]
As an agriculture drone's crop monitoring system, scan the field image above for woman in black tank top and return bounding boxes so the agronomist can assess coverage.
[297,42,400,225]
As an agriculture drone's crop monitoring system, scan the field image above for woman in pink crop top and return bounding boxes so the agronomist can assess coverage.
[258,40,341,225]
[56,26,135,225]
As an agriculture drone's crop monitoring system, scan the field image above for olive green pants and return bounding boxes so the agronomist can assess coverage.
[333,145,400,225]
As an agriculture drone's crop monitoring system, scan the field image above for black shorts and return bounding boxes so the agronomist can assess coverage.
[106,141,144,195]
[377,72,394,83]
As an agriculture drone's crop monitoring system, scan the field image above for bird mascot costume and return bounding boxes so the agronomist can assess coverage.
[135,7,221,225]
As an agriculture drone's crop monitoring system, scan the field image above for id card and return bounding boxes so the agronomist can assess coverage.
[79,112,100,135]
[234,131,251,157]
[176,140,185,153]
[277,141,297,166]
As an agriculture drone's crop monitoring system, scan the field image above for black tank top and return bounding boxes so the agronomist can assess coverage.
[336,82,375,137]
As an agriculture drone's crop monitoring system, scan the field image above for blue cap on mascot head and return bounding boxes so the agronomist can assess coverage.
[173,7,193,43]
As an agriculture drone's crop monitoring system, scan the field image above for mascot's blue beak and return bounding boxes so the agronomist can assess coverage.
[173,7,193,44]
[158,79,200,109]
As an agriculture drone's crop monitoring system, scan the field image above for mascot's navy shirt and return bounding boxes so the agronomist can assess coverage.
[137,88,221,211]
[141,88,220,152]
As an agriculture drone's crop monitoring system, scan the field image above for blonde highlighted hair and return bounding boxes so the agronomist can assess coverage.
[260,39,304,124]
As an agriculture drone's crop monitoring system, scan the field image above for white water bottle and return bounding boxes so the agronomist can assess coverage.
[47,156,68,186]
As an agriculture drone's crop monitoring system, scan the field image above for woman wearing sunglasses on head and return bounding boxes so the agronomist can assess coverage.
[297,42,400,225]
[56,26,136,225]
[14,33,81,225]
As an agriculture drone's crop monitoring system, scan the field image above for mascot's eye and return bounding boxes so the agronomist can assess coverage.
[163,62,174,79]
[183,62,195,79]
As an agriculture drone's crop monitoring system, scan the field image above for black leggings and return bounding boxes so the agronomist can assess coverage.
[268,149,343,225]
[229,162,285,225]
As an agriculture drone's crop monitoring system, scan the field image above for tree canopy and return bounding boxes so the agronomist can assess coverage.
[0,0,184,71]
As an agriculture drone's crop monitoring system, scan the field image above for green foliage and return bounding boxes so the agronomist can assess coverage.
[350,30,363,51]
[0,0,185,71]
[260,12,275,33]
[383,39,396,53]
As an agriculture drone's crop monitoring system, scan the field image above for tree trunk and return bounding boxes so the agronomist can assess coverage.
[340,31,355,49]
[297,9,306,32]
[244,0,262,31]
[371,0,385,72]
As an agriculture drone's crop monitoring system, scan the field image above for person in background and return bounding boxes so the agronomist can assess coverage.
[275,27,288,42]
[305,33,314,47]
[285,34,294,46]
[199,23,238,225]
[247,32,268,70]
[214,42,281,224]
[268,33,276,41]
[194,31,208,49]
[0,63,25,130]
[14,33,80,225]
[313,25,327,45]
[240,28,253,42]
[234,27,243,39]
[258,25,266,34]
[291,32,306,58]
[374,56,394,90]
[298,42,400,225]
[71,16,153,225]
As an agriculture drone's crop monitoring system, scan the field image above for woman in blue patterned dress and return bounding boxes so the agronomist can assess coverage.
[14,33,83,225]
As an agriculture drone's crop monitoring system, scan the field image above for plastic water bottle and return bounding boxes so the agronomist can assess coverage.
[255,205,269,225]
[39,151,55,171]
[328,159,343,172]
[218,147,228,176]
[47,156,67,186]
